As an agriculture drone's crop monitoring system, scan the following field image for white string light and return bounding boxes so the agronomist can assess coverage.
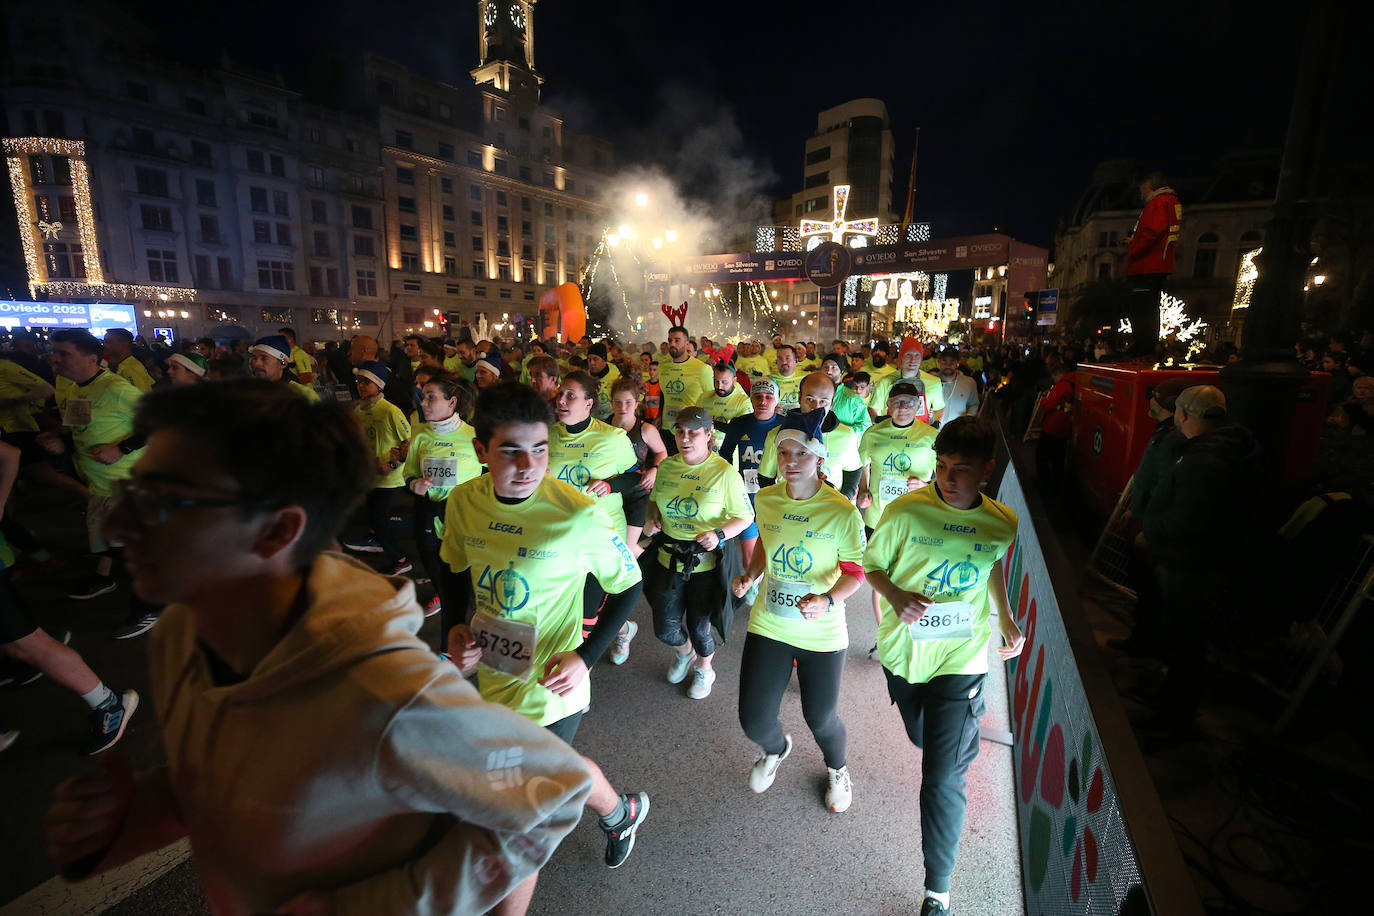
[1232,248,1260,312]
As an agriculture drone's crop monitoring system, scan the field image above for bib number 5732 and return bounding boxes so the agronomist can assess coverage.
[470,611,536,679]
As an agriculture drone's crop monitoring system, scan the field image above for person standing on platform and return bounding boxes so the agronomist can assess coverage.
[731,410,866,813]
[657,326,713,452]
[1122,172,1183,356]
[719,378,784,571]
[864,417,1024,916]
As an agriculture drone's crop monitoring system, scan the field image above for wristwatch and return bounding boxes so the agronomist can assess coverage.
[825,593,834,608]
[714,528,726,542]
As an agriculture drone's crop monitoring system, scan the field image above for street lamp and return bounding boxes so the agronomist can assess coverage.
[635,193,648,208]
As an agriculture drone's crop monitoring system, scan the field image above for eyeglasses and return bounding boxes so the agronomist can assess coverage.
[111,479,278,526]
[888,398,919,409]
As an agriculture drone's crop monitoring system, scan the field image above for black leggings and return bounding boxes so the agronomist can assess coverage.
[366,487,406,563]
[738,632,847,768]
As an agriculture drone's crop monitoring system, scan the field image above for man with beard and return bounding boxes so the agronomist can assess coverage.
[657,326,713,452]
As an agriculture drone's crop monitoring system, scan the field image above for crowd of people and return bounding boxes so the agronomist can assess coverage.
[3,315,1368,914]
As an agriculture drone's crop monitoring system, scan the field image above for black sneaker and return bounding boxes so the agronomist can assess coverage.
[87,689,138,755]
[920,897,950,916]
[67,576,116,601]
[602,792,649,868]
[112,612,160,640]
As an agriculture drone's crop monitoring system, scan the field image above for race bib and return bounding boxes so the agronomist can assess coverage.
[62,398,92,428]
[764,576,811,619]
[878,476,908,504]
[470,611,537,679]
[421,457,460,485]
[742,468,760,494]
[908,600,974,642]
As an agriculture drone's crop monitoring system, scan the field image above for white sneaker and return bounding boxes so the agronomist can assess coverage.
[749,734,792,793]
[666,651,695,684]
[826,765,852,812]
[686,666,716,699]
[609,621,638,666]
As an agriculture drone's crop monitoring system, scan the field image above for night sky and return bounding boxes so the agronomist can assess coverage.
[127,0,1306,249]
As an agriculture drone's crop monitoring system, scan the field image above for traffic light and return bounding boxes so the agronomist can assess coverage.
[1023,295,1035,320]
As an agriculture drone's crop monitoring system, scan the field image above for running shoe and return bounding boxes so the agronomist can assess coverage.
[342,538,383,553]
[423,596,442,618]
[867,644,878,661]
[87,689,138,755]
[601,792,649,868]
[686,666,716,699]
[749,734,792,793]
[826,765,852,813]
[666,651,695,685]
[67,576,116,601]
[389,558,413,575]
[112,612,160,640]
[0,729,17,753]
[920,897,950,916]
[609,621,638,665]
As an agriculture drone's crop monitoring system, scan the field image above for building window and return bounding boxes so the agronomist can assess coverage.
[493,158,507,176]
[247,150,265,173]
[438,143,454,161]
[354,310,379,324]
[399,224,418,241]
[474,285,487,297]
[311,200,327,223]
[471,210,483,226]
[472,262,485,278]
[519,166,532,182]
[499,288,512,299]
[217,258,234,289]
[190,141,212,166]
[438,102,452,120]
[398,196,417,213]
[805,146,831,165]
[354,235,376,257]
[200,215,220,244]
[307,166,325,187]
[804,171,828,189]
[497,240,509,257]
[310,306,340,323]
[356,270,378,296]
[467,150,482,167]
[446,283,461,295]
[1097,261,1113,281]
[442,204,455,221]
[250,187,268,212]
[1193,232,1219,279]
[544,171,555,187]
[352,206,373,229]
[520,220,531,236]
[397,165,415,185]
[135,167,169,197]
[497,215,509,232]
[55,196,75,224]
[275,223,291,246]
[140,205,173,232]
[401,252,419,272]
[270,155,285,178]
[273,190,290,216]
[196,179,216,207]
[253,220,272,244]
[470,185,483,201]
[403,280,421,292]
[147,249,178,282]
[444,256,457,276]
[544,202,554,217]
[313,230,330,256]
[804,196,827,213]
[258,259,294,290]
[132,128,155,153]
[345,136,360,153]
[496,190,508,207]
[497,263,511,280]
[43,242,84,279]
[395,130,413,150]
[441,177,453,194]
[472,235,484,252]
[523,290,535,302]
[444,231,456,246]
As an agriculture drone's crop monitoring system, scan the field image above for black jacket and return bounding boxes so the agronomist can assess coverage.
[1143,423,1262,568]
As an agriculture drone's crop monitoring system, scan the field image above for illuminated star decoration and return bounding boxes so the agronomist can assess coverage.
[38,219,62,239]
[799,184,879,251]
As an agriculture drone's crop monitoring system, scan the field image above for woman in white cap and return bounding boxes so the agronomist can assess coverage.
[731,408,866,812]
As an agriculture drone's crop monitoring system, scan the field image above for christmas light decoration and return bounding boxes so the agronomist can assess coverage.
[932,273,947,301]
[42,281,197,301]
[38,220,62,239]
[1232,248,1260,312]
[6,155,42,286]
[800,185,879,246]
[756,227,776,252]
[876,222,932,245]
[6,137,106,290]
[1158,292,1206,342]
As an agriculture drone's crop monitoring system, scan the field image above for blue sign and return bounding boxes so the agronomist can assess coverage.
[803,241,851,289]
[675,252,808,284]
[0,300,138,333]
[1037,289,1059,312]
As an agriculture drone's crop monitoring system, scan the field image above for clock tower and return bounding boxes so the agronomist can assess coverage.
[472,0,542,103]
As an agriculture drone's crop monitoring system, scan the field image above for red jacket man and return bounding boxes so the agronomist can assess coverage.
[1121,173,1183,355]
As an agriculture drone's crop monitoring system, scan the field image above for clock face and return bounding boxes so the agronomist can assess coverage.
[484,1,498,27]
[510,2,525,30]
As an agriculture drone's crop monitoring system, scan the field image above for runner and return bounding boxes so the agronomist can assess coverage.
[402,371,480,632]
[607,376,666,558]
[756,372,862,500]
[474,347,504,388]
[641,357,662,423]
[697,361,751,448]
[730,409,866,811]
[642,406,753,699]
[863,417,1024,916]
[718,377,783,569]
[585,343,620,420]
[441,382,650,911]
[868,338,944,427]
[770,345,803,413]
[100,329,154,394]
[165,352,208,385]
[0,440,138,754]
[279,327,317,384]
[821,353,871,435]
[247,335,320,400]
[526,354,561,404]
[341,361,413,575]
[45,379,591,915]
[656,326,713,450]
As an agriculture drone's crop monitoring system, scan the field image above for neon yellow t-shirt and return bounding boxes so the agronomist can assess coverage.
[771,372,803,412]
[0,359,48,433]
[858,418,939,527]
[864,485,1018,684]
[736,355,769,378]
[288,380,320,401]
[55,371,141,496]
[869,369,946,422]
[697,386,751,446]
[113,356,153,394]
[593,363,621,404]
[797,355,821,371]
[657,358,713,428]
[354,398,411,488]
[402,419,481,502]
[757,421,862,484]
[762,347,778,370]
[289,347,315,380]
[547,418,637,533]
[439,475,641,726]
[650,452,752,572]
[748,482,866,652]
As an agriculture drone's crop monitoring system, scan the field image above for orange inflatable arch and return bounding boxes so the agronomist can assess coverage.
[539,282,586,342]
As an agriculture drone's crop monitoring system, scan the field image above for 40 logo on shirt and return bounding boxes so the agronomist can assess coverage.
[664,379,686,395]
[477,560,531,615]
[925,555,980,597]
[557,463,592,488]
[771,543,814,576]
[882,452,913,474]
[665,494,699,518]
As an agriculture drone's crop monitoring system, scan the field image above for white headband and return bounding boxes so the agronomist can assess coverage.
[353,368,386,390]
[249,343,288,363]
[168,353,206,377]
[776,428,827,458]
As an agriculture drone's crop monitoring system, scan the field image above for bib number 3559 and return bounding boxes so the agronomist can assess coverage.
[470,611,536,679]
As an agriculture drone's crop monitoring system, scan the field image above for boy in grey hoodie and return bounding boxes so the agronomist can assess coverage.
[45,379,592,916]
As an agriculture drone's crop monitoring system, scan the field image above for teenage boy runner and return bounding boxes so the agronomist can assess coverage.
[441,383,650,910]
[342,361,413,575]
[730,410,866,812]
[718,377,783,569]
[47,379,592,916]
[863,417,1025,916]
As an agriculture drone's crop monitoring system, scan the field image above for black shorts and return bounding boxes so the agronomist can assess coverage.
[544,710,584,746]
[0,570,38,644]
